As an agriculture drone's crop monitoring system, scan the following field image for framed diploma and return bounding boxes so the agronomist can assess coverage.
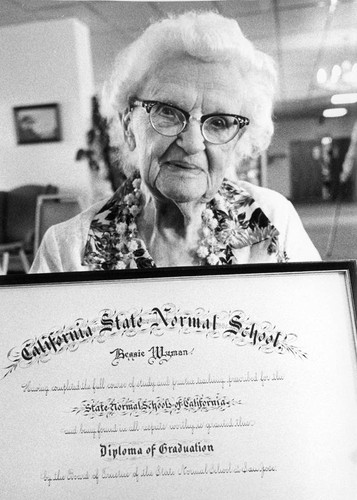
[1,261,357,499]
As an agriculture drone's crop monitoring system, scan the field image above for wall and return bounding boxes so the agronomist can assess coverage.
[267,112,357,199]
[0,19,95,207]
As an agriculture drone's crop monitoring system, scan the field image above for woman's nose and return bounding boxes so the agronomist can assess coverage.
[175,119,206,154]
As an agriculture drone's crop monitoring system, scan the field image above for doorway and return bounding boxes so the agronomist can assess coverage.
[290,137,354,203]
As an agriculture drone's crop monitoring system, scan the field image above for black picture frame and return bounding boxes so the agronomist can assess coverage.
[13,103,62,145]
[1,260,356,498]
[1,260,356,301]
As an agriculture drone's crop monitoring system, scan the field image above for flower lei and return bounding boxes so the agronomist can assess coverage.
[197,208,226,265]
[107,176,151,269]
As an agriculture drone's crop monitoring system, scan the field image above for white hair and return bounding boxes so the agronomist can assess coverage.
[101,10,277,174]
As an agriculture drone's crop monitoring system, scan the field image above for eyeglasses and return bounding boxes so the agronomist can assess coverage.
[129,99,250,145]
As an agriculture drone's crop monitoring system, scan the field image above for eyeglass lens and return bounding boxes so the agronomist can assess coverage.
[149,102,243,144]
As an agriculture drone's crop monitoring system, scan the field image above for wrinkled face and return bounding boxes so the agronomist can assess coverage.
[125,56,246,204]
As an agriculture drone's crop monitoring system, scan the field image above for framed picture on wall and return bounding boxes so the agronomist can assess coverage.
[13,103,62,145]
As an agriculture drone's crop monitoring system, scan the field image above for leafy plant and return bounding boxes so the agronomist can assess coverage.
[75,95,125,191]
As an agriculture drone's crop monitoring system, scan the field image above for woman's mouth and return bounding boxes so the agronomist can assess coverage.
[164,161,203,174]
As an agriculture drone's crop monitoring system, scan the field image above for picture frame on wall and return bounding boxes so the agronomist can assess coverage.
[13,103,62,145]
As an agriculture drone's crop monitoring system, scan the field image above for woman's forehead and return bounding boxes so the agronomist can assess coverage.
[140,56,244,112]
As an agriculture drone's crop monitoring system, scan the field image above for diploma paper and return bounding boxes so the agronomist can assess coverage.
[1,266,357,499]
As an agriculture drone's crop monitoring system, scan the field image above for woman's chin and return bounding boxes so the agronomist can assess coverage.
[154,170,207,204]
[155,178,207,203]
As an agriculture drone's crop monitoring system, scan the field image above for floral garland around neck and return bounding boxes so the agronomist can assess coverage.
[84,175,284,270]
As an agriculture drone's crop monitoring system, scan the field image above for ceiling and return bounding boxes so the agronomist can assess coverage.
[2,0,357,119]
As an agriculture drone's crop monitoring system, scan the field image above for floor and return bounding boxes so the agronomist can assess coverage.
[295,202,357,261]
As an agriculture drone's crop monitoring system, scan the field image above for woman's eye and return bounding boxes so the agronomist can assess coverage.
[210,117,229,129]
[158,105,176,118]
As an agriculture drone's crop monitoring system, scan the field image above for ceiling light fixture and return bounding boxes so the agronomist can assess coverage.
[322,107,348,118]
[317,60,357,91]
[331,93,357,104]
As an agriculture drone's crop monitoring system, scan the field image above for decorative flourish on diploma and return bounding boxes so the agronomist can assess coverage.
[2,303,307,378]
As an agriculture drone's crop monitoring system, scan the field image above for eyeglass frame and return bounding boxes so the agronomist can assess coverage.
[129,99,250,145]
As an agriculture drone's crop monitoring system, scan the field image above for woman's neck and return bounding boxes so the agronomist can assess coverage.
[137,196,205,266]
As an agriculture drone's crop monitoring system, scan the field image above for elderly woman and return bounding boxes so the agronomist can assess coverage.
[31,11,320,273]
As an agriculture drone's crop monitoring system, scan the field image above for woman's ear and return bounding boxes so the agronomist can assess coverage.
[121,107,136,151]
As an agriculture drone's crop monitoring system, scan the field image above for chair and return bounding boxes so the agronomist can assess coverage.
[0,184,58,274]
[34,194,81,254]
